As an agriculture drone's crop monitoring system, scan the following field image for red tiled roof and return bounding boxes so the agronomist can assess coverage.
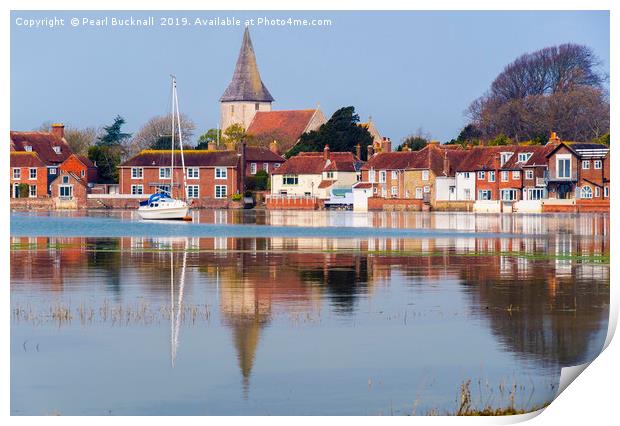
[247,110,317,151]
[271,151,358,175]
[318,180,336,189]
[353,182,374,189]
[10,151,45,167]
[120,150,238,168]
[244,146,285,162]
[10,131,72,165]
[499,145,546,170]
[456,146,518,172]
[362,145,458,176]
[77,155,96,168]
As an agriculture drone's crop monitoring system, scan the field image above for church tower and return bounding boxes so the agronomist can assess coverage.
[220,27,274,132]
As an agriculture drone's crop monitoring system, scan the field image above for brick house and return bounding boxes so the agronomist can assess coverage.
[10,152,48,198]
[244,146,285,176]
[270,146,361,199]
[10,123,72,194]
[50,170,89,208]
[119,150,242,204]
[60,153,98,184]
[456,146,518,201]
[546,141,610,200]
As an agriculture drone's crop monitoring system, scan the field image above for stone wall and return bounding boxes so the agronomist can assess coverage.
[432,200,474,212]
[367,197,424,211]
[10,198,55,210]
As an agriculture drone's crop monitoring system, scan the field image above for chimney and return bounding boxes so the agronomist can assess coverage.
[428,140,440,146]
[367,144,374,159]
[402,144,411,152]
[51,123,65,139]
[356,143,361,160]
[270,140,280,155]
[443,150,450,176]
[383,137,392,153]
[207,141,217,151]
[549,131,561,145]
[323,144,330,161]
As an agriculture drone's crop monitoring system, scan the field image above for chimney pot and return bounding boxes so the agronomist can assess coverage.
[323,144,330,161]
[270,140,280,155]
[51,123,65,139]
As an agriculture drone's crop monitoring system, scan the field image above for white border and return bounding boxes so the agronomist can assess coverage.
[2,1,617,424]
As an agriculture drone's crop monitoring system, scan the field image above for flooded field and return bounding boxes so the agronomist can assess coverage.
[10,211,610,415]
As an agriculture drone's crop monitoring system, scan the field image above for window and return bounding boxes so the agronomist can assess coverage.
[500,189,517,201]
[49,168,57,175]
[255,103,260,111]
[415,188,423,199]
[274,163,281,169]
[518,153,532,163]
[159,167,171,179]
[594,160,602,169]
[80,170,85,177]
[131,167,143,179]
[582,160,590,169]
[59,185,72,198]
[463,172,470,179]
[187,168,199,179]
[369,170,376,183]
[381,188,387,197]
[501,171,509,182]
[24,146,32,152]
[478,190,492,200]
[304,192,311,196]
[29,168,37,180]
[512,171,520,180]
[422,170,429,181]
[423,185,430,193]
[477,171,485,180]
[131,184,143,195]
[156,184,170,194]
[527,188,546,200]
[215,167,227,179]
[250,163,257,175]
[595,187,600,197]
[604,187,609,198]
[263,163,269,172]
[62,175,69,184]
[29,185,36,198]
[525,170,534,180]
[379,171,386,183]
[557,155,571,179]
[488,171,495,182]
[326,171,334,179]
[580,186,593,199]
[373,187,378,194]
[12,168,20,179]
[53,146,61,154]
[187,185,199,198]
[282,175,298,185]
[215,185,227,199]
[391,171,398,180]
[500,152,513,166]
[391,186,397,196]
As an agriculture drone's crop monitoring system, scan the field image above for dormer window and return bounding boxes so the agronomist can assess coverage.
[24,146,32,152]
[53,146,61,154]
[518,152,532,163]
[500,152,513,166]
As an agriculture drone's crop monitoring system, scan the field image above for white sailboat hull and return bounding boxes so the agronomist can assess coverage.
[137,200,189,220]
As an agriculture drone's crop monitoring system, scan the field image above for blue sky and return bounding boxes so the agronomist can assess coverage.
[11,10,609,144]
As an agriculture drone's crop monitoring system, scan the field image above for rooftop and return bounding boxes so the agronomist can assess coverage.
[247,109,318,152]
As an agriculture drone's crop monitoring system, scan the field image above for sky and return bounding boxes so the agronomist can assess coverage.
[10,10,609,144]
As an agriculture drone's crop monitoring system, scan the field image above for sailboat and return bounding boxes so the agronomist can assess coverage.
[137,75,190,220]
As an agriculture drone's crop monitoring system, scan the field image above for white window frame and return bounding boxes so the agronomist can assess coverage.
[478,189,492,200]
[477,171,485,180]
[423,185,430,193]
[131,167,143,179]
[518,153,532,163]
[556,154,571,179]
[525,170,534,180]
[500,152,513,166]
[250,163,257,175]
[369,170,376,183]
[187,185,199,199]
[29,168,37,180]
[59,185,72,199]
[187,167,200,179]
[580,185,593,199]
[282,175,298,185]
[415,188,423,199]
[527,188,546,200]
[29,185,37,198]
[326,171,334,179]
[488,171,495,182]
[594,160,602,169]
[274,163,281,169]
[263,162,269,172]
[595,187,600,197]
[215,185,227,199]
[131,184,143,195]
[604,187,609,198]
[159,167,171,179]
[512,171,520,180]
[582,160,590,169]
[49,167,57,175]
[215,167,227,179]
[391,171,398,180]
[500,189,517,201]
[379,171,386,183]
[391,186,398,196]
[501,171,509,182]
[12,168,20,180]
[422,170,429,181]
[24,146,32,152]
[463,172,470,179]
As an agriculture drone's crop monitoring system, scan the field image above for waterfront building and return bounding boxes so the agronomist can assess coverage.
[59,153,99,185]
[9,152,48,198]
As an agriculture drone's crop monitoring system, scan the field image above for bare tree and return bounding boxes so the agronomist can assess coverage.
[127,114,196,156]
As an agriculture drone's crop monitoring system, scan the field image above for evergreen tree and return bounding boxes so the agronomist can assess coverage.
[97,115,132,146]
[285,106,373,160]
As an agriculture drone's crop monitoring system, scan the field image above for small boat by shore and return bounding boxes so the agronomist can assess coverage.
[138,75,190,221]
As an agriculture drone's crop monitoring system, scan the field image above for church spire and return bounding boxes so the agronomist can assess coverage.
[220,27,274,103]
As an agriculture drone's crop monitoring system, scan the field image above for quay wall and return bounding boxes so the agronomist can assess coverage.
[367,197,424,211]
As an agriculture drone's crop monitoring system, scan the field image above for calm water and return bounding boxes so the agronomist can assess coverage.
[10,211,610,415]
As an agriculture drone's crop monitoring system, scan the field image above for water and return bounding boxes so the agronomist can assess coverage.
[10,210,610,415]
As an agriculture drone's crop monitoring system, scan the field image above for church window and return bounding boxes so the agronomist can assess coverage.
[255,103,260,111]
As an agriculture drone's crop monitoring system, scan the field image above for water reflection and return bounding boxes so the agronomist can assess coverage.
[10,220,609,414]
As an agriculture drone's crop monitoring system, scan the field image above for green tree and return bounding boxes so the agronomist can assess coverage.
[97,115,131,147]
[285,106,373,160]
[488,134,512,146]
[457,124,482,144]
[246,170,269,191]
[196,128,222,149]
[88,145,121,183]
[398,135,427,151]
[222,124,248,147]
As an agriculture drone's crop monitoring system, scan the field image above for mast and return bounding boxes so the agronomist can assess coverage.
[173,76,188,201]
[170,76,175,197]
